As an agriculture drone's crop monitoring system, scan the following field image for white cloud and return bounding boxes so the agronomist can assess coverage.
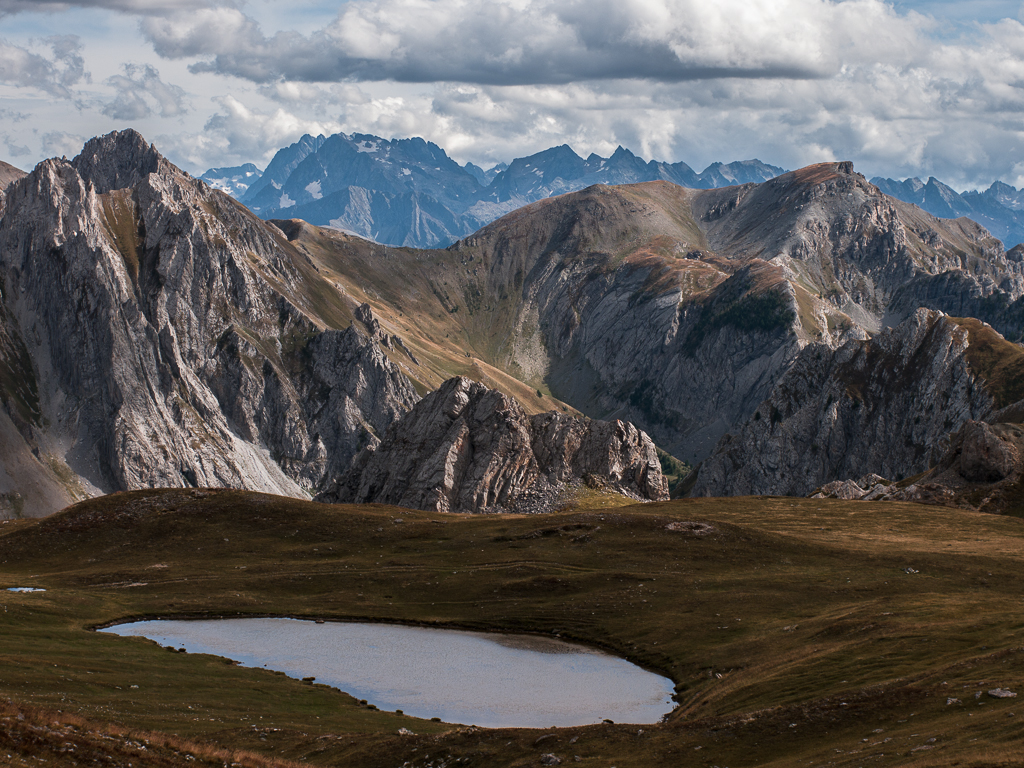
[3,0,1024,190]
[102,63,189,119]
[175,94,342,168]
[140,0,929,85]
[0,0,238,15]
[0,35,88,97]
[40,130,86,158]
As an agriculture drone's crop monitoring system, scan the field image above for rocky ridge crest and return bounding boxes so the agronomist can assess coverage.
[321,376,668,513]
[304,161,1024,468]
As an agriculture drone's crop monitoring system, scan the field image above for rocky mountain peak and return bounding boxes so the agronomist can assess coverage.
[0,130,422,516]
[70,129,172,194]
[322,376,668,513]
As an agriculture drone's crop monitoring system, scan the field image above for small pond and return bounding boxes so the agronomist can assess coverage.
[100,618,675,728]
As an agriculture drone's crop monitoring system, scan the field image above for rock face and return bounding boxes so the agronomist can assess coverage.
[280,160,1024,477]
[807,419,1024,513]
[0,130,420,516]
[322,377,668,513]
[900,420,1024,510]
[690,310,997,497]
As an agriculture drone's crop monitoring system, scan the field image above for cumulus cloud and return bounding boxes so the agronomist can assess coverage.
[0,35,88,97]
[141,0,928,85]
[195,95,342,162]
[315,68,1024,189]
[102,63,189,120]
[3,0,1023,189]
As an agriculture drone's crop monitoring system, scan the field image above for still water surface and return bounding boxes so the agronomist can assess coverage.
[100,618,675,728]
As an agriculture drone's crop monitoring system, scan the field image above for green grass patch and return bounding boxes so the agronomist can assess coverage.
[684,287,796,354]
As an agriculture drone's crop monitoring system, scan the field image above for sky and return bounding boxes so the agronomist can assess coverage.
[1,0,1024,190]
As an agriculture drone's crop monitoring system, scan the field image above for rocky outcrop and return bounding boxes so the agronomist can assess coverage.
[0,160,24,191]
[809,420,1024,513]
[690,310,997,497]
[0,130,419,516]
[902,420,1024,509]
[321,377,668,513]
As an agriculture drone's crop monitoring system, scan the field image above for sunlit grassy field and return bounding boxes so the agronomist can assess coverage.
[2,489,1023,767]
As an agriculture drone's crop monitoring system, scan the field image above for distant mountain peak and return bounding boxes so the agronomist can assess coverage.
[872,173,1024,247]
[201,163,263,198]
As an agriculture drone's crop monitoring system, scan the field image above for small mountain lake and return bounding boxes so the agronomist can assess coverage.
[100,618,675,728]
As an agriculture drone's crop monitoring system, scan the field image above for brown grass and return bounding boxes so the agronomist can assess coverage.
[788,163,843,186]
[952,316,1024,409]
[0,699,307,768]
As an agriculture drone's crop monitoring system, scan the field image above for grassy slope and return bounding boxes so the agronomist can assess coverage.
[1,490,1023,767]
[276,183,734,402]
[952,316,1024,409]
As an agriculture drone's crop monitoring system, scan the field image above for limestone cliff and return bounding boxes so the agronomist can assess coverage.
[0,130,419,516]
[321,376,668,513]
[690,310,999,497]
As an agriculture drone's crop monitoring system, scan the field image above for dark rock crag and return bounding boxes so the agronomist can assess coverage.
[812,419,1024,513]
[691,310,997,497]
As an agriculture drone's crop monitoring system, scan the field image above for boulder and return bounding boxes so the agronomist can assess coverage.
[960,421,1017,482]
[816,480,866,500]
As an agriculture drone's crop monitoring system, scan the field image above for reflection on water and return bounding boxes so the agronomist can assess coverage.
[100,618,675,728]
[485,633,583,654]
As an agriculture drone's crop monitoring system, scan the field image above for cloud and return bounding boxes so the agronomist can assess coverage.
[312,67,1024,189]
[102,63,189,120]
[2,134,31,158]
[185,95,342,165]
[0,0,238,15]
[115,0,1024,187]
[2,0,1021,190]
[141,0,928,86]
[40,130,86,159]
[0,35,88,97]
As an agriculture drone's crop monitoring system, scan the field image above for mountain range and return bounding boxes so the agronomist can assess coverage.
[201,132,1024,255]
[202,133,785,248]
[5,131,1024,518]
[872,175,1024,248]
